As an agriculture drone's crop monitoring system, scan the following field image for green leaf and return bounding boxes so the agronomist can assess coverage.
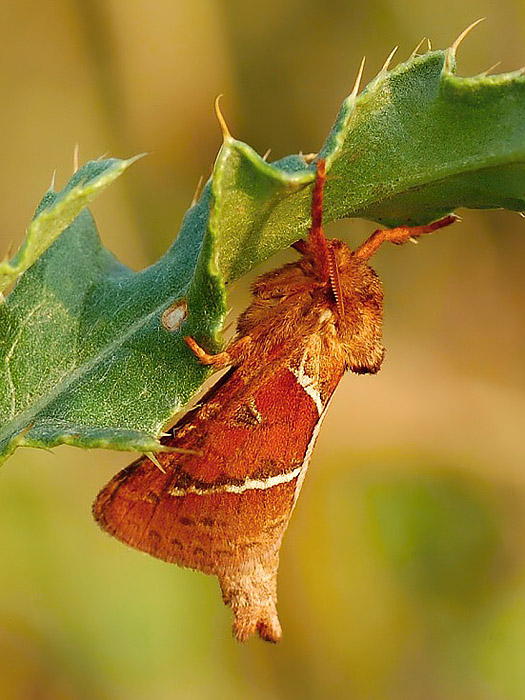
[212,47,525,282]
[0,157,142,294]
[1,41,525,463]
[0,161,224,461]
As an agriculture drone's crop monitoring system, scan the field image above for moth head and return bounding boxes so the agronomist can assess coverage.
[328,239,385,374]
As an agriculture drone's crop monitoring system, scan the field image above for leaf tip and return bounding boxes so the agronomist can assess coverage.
[126,152,149,166]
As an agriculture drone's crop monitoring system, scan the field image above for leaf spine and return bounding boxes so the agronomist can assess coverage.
[214,94,232,141]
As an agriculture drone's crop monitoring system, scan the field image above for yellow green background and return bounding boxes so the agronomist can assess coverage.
[1,2,525,699]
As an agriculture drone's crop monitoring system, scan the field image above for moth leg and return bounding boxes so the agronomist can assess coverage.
[184,334,252,368]
[184,336,231,368]
[295,158,331,285]
[354,214,458,261]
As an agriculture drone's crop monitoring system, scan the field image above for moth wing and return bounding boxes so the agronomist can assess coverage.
[94,338,342,641]
[93,363,322,567]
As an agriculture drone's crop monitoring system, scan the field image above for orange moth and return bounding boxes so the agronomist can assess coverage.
[93,159,455,642]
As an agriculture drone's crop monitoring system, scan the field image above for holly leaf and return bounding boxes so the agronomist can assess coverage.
[1,39,524,463]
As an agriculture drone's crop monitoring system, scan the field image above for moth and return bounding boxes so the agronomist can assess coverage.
[93,159,455,642]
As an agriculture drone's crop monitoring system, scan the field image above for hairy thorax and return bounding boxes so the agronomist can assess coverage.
[234,238,385,375]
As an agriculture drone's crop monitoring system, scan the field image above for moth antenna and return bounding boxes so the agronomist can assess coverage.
[214,94,232,141]
[410,37,427,58]
[426,38,432,51]
[308,158,330,284]
[262,148,271,161]
[328,247,345,316]
[49,169,57,190]
[311,159,325,232]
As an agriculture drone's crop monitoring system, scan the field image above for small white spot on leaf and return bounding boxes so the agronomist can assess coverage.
[161,299,188,332]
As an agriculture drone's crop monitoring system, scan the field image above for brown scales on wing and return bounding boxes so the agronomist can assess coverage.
[93,158,457,642]
[95,356,339,643]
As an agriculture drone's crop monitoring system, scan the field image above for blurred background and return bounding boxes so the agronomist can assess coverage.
[1,1,525,699]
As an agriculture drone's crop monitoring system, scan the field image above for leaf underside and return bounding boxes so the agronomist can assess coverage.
[1,43,524,463]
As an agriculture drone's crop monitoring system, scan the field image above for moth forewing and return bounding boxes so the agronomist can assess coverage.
[93,159,457,642]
